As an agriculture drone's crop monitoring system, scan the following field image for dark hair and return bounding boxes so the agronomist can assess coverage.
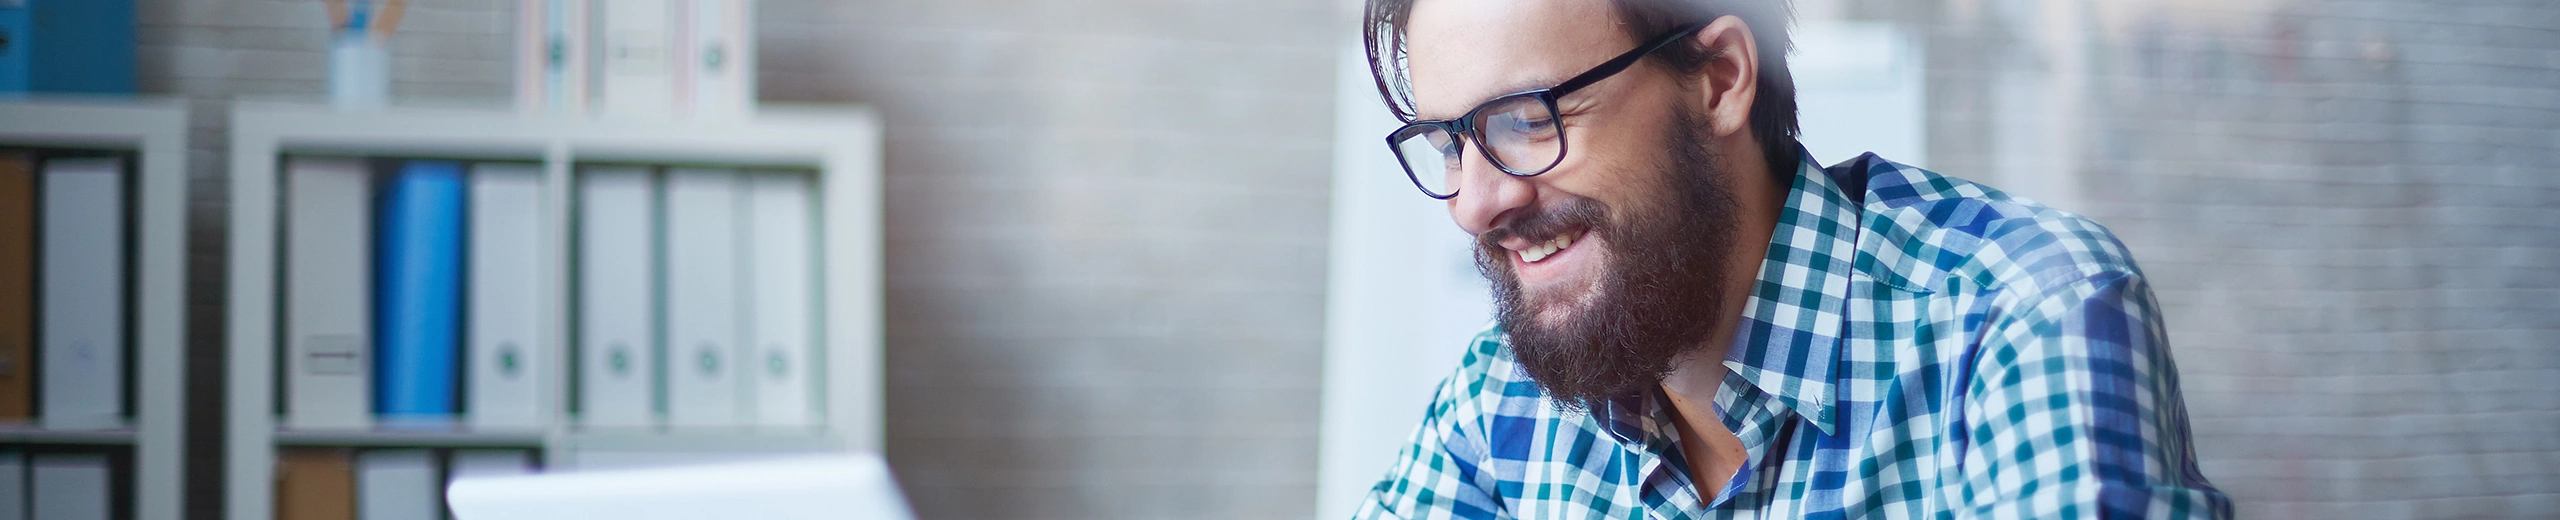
[1363,0,1800,175]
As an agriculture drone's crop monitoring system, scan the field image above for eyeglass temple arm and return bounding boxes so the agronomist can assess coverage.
[1551,23,1709,95]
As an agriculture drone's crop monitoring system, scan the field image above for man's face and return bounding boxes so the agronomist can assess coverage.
[1404,0,1747,409]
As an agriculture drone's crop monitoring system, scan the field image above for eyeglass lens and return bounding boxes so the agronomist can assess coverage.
[1392,95,1563,198]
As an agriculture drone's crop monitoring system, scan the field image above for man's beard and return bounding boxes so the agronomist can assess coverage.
[1476,107,1743,413]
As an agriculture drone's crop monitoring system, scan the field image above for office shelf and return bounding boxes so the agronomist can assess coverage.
[0,426,141,446]
[0,98,191,520]
[272,429,549,448]
[224,101,883,520]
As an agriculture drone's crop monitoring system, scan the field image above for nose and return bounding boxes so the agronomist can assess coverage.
[1445,142,1536,236]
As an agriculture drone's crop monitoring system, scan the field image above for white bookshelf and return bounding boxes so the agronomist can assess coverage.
[0,98,192,520]
[224,101,883,520]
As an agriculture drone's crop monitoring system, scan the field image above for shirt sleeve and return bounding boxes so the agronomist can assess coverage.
[1960,270,2233,519]
[1352,364,1504,520]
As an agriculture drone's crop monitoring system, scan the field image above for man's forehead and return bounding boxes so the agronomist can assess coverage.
[1403,0,1626,120]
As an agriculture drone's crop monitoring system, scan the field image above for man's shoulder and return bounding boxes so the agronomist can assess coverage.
[1450,324,1532,397]
[1435,324,1570,421]
[1831,153,2144,296]
[1415,324,1579,452]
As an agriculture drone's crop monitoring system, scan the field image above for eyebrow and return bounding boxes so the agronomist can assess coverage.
[1415,73,1572,122]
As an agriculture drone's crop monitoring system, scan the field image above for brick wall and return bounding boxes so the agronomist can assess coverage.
[755,2,1335,519]
[1872,0,2560,516]
[147,1,1335,519]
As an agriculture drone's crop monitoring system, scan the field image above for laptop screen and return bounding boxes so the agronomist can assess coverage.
[446,452,916,520]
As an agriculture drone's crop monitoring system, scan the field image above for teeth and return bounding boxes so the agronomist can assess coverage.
[1516,233,1575,264]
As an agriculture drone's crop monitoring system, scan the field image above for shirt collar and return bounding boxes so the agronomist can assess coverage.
[1718,144,1859,436]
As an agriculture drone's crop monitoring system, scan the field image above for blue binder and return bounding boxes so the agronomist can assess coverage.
[0,6,27,91]
[375,160,465,425]
[0,0,136,94]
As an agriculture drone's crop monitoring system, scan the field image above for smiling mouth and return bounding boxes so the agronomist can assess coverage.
[1517,231,1582,263]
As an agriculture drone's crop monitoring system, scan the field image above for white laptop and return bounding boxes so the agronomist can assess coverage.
[446,452,917,520]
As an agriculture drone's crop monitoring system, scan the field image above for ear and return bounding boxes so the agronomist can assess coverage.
[1689,15,1759,139]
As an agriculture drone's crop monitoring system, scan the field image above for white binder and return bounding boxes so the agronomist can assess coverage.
[357,449,440,520]
[0,451,23,520]
[597,0,676,116]
[517,0,590,114]
[37,158,125,429]
[469,163,547,430]
[578,167,659,428]
[746,172,815,428]
[685,0,753,118]
[29,453,110,520]
[663,168,741,428]
[284,156,374,430]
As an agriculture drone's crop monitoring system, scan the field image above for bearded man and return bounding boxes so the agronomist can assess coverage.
[1351,0,2232,517]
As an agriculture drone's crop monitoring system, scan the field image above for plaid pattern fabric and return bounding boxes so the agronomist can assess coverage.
[1353,147,2232,519]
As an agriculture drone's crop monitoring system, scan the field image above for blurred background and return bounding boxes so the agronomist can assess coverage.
[101,0,2559,518]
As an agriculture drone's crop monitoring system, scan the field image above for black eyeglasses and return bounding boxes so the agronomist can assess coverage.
[1385,24,1707,200]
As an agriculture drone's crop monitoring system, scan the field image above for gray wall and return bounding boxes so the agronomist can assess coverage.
[151,1,1335,519]
[1872,0,2560,516]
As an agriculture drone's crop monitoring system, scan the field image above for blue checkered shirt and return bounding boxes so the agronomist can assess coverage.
[1354,148,2232,519]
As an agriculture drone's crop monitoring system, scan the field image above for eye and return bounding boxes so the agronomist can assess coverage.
[1427,132,1463,158]
[1489,109,1558,140]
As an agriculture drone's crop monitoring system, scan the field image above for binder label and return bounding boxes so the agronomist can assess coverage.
[307,335,364,375]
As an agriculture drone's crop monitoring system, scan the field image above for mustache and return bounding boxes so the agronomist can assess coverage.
[1474,196,1611,253]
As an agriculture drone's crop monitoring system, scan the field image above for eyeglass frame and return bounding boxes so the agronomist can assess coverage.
[1384,23,1710,200]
